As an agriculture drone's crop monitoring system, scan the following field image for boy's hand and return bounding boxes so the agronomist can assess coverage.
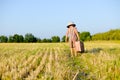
[65,37,68,42]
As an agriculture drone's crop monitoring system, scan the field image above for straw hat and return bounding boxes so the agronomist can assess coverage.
[67,22,76,28]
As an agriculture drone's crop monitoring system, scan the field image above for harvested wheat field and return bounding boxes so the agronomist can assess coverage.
[0,41,120,80]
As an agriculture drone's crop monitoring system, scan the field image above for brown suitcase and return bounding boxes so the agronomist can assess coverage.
[75,41,84,53]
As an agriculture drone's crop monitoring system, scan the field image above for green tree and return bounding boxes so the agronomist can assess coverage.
[47,39,52,43]
[8,34,24,43]
[51,36,60,42]
[13,34,20,42]
[0,35,8,43]
[42,38,47,42]
[37,38,41,43]
[19,35,24,42]
[62,35,65,42]
[24,33,37,42]
[79,32,91,41]
[42,38,52,43]
[8,36,14,42]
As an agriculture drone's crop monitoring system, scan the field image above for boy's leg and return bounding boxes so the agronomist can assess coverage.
[73,40,77,56]
[70,41,74,57]
[73,48,77,56]
[70,48,74,57]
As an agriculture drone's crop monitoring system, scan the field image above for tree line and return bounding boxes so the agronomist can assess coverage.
[0,29,120,43]
[0,33,60,43]
[79,29,120,41]
[92,29,120,40]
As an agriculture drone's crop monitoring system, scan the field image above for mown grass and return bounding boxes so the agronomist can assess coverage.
[64,41,120,80]
[0,41,120,80]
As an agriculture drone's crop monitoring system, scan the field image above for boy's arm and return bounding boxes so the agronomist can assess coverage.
[74,27,80,41]
[65,29,69,42]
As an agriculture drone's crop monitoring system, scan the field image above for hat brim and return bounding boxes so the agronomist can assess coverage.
[67,24,76,28]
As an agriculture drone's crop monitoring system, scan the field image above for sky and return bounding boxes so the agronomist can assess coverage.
[0,0,120,39]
